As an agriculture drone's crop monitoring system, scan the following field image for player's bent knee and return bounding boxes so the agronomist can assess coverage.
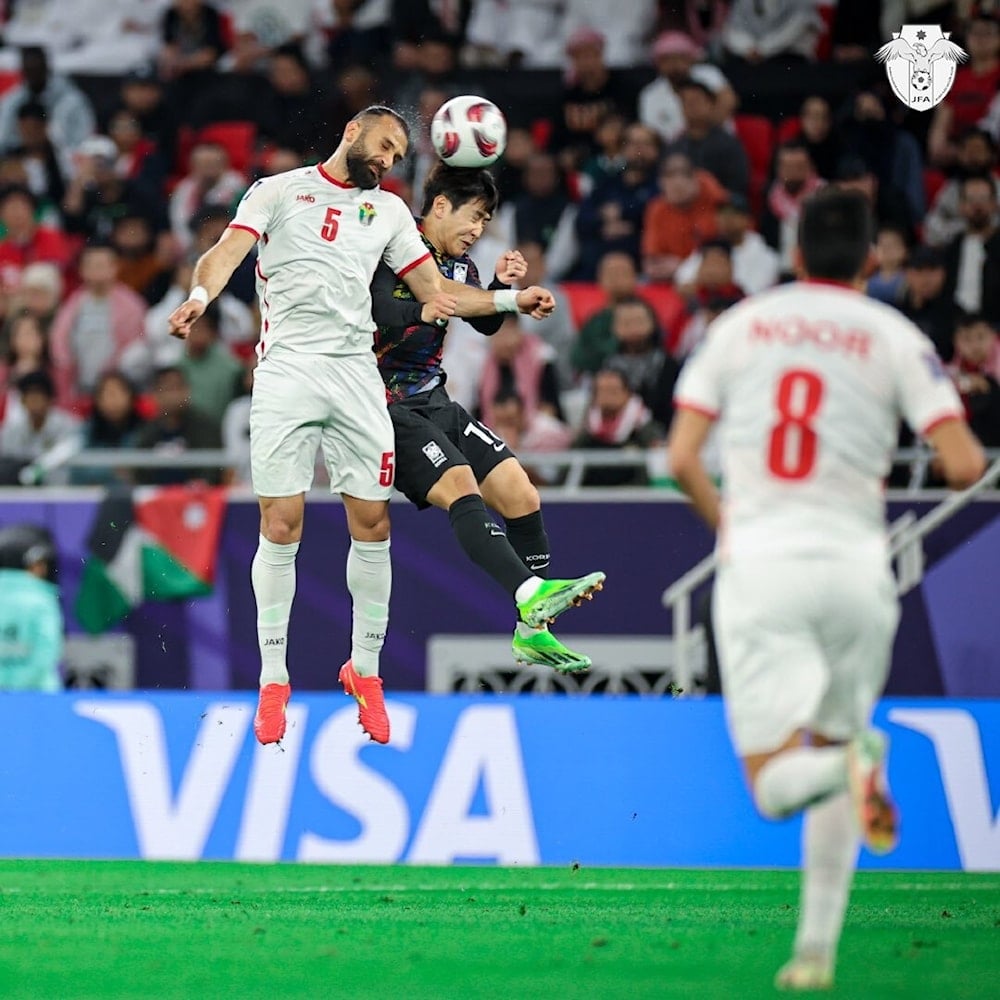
[427,465,479,509]
[343,497,391,541]
[482,461,539,517]
[259,497,304,545]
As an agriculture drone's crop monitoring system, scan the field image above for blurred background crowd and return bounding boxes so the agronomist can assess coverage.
[0,0,997,491]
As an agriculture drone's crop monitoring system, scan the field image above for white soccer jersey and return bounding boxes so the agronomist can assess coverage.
[229,164,431,357]
[675,281,965,561]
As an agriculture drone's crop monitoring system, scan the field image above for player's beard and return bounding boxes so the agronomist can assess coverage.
[345,138,383,189]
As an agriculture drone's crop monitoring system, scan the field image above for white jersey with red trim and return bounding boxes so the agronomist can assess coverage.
[674,281,964,561]
[229,164,430,357]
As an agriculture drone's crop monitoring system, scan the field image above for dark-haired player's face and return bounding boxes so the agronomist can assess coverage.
[436,197,491,258]
[346,119,407,189]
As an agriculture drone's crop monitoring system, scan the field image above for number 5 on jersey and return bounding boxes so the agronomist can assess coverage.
[767,369,824,480]
[320,207,341,242]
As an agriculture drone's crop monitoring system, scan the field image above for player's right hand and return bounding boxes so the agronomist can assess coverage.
[421,292,458,325]
[515,286,556,320]
[168,299,206,339]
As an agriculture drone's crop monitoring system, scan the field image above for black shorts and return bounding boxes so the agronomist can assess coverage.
[389,385,515,508]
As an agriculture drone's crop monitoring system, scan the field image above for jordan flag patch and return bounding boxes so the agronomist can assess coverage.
[75,485,226,633]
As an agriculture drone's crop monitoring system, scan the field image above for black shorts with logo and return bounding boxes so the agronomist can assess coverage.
[389,385,515,508]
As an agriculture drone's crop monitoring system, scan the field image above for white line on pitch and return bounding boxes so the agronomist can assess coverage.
[2,881,996,895]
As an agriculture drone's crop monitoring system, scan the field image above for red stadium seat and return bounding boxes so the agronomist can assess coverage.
[561,281,606,328]
[561,282,686,346]
[197,121,257,175]
[733,114,776,219]
[531,118,553,151]
[923,168,948,206]
[173,125,197,176]
[776,117,801,144]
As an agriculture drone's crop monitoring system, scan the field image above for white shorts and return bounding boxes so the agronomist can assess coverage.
[713,556,899,756]
[249,348,394,499]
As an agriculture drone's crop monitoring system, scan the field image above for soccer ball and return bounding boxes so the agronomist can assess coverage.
[430,95,507,168]
[911,70,932,92]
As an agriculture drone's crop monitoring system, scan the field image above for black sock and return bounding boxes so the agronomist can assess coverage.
[504,510,551,579]
[448,494,533,597]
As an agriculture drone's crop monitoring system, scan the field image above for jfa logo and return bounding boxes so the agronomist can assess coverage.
[875,25,967,111]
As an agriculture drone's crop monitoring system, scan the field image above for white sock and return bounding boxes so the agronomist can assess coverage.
[252,534,299,686]
[514,577,543,604]
[794,791,858,960]
[755,746,848,819]
[347,538,391,677]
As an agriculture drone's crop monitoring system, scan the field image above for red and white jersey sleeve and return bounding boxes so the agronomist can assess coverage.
[230,176,280,240]
[674,282,966,561]
[381,197,431,278]
[673,318,729,419]
[889,321,965,437]
[227,165,430,358]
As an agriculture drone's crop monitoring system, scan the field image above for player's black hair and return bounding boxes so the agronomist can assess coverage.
[350,105,411,144]
[797,188,873,282]
[420,162,499,217]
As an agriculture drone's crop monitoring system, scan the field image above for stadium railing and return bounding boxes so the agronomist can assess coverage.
[19,445,1000,495]
[662,456,1000,694]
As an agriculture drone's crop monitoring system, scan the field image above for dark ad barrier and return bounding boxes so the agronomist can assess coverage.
[0,495,996,694]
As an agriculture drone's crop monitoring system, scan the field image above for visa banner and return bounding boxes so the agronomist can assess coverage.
[0,694,996,870]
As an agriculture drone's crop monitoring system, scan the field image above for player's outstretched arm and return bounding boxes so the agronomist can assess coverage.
[168,226,258,339]
[401,256,555,319]
[668,408,721,530]
[371,261,456,327]
[925,418,987,489]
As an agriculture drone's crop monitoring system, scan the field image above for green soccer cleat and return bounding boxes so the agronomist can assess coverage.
[511,626,592,673]
[516,572,605,628]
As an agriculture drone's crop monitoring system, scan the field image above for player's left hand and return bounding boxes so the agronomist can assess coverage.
[515,286,556,320]
[495,250,527,285]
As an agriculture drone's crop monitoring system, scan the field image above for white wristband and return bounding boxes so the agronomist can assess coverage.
[189,285,209,305]
[493,289,519,313]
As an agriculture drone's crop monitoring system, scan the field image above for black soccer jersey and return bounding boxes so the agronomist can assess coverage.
[372,229,506,402]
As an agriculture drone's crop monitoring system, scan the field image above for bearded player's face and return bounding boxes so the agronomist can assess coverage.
[345,118,407,189]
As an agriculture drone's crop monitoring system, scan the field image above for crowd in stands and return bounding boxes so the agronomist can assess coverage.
[0,0,998,490]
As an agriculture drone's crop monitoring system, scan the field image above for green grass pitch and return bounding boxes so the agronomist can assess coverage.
[0,862,996,999]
